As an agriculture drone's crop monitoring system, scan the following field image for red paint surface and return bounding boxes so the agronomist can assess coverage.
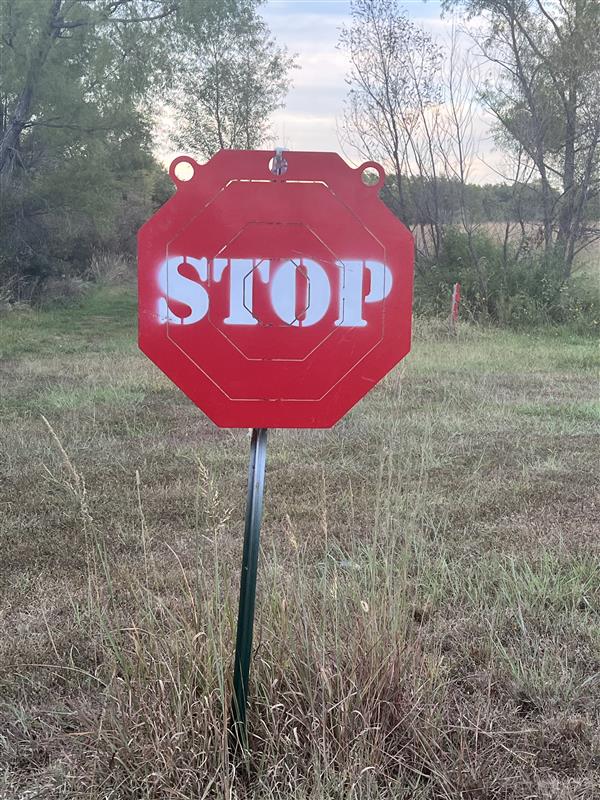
[138,150,414,428]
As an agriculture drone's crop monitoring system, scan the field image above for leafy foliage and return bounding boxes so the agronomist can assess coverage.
[341,0,599,328]
[447,0,600,277]
[168,1,294,157]
[0,0,293,301]
[416,228,599,329]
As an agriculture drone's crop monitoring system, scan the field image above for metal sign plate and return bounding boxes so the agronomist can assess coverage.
[138,150,413,428]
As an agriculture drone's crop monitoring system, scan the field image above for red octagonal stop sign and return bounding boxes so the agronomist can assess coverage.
[138,150,413,428]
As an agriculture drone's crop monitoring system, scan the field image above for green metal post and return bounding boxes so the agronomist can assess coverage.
[230,427,268,750]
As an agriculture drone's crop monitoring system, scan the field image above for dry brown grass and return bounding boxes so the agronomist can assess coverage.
[0,288,599,799]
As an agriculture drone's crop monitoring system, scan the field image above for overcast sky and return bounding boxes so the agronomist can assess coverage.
[262,0,505,183]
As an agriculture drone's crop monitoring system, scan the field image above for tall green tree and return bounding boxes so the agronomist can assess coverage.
[447,0,600,277]
[0,0,178,183]
[0,0,293,299]
[169,1,293,157]
[1,1,170,293]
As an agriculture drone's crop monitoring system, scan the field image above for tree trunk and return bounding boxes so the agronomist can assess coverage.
[0,0,62,181]
[556,85,577,276]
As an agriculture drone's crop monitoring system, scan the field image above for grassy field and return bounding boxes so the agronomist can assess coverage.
[0,286,599,799]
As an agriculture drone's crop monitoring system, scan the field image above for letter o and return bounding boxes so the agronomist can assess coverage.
[271,259,331,327]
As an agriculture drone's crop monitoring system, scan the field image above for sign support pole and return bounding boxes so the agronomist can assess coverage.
[230,427,268,751]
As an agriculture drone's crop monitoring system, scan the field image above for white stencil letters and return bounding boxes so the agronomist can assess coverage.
[157,257,391,327]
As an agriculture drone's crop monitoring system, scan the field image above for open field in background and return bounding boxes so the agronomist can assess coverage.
[413,222,600,270]
[0,286,599,799]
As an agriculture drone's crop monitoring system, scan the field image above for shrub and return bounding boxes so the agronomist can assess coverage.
[0,142,172,306]
[415,228,599,331]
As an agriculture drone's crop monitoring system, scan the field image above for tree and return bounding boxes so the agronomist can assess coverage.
[339,0,443,242]
[339,1,483,261]
[0,0,181,183]
[0,0,293,299]
[0,0,181,295]
[448,0,600,277]
[168,1,293,157]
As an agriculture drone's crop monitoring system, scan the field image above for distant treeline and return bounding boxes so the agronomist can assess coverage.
[381,176,598,228]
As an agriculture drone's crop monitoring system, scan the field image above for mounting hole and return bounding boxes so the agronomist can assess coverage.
[360,162,384,187]
[269,154,288,176]
[174,160,194,182]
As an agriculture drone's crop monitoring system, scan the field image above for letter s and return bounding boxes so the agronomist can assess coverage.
[157,257,209,325]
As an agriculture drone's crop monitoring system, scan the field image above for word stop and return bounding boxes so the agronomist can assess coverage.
[157,257,393,328]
